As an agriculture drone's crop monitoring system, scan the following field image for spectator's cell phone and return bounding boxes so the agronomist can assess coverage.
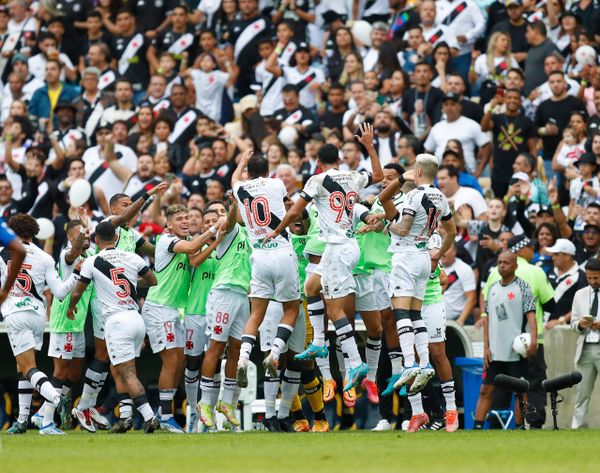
[495,87,504,97]
[165,173,175,185]
[467,220,482,237]
[583,315,595,322]
[509,177,520,186]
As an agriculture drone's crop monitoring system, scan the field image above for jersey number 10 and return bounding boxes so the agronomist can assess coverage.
[243,197,271,229]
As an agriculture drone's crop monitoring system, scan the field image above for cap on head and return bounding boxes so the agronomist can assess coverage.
[508,235,533,254]
[546,238,576,256]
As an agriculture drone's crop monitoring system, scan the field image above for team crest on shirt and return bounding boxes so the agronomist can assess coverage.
[508,292,515,300]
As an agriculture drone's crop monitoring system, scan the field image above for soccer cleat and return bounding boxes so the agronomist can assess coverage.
[311,419,330,432]
[294,343,329,361]
[407,413,429,433]
[144,417,161,434]
[59,395,73,430]
[39,422,65,435]
[262,353,279,378]
[409,365,435,394]
[361,379,379,404]
[197,402,214,428]
[88,407,109,430]
[445,409,459,432]
[278,416,294,432]
[222,420,242,433]
[322,379,336,402]
[429,419,445,431]
[110,417,134,434]
[31,411,44,429]
[217,401,240,427]
[72,407,96,433]
[344,363,369,392]
[187,412,199,434]
[263,416,282,432]
[160,416,185,433]
[342,382,356,408]
[292,419,310,432]
[398,385,408,396]
[393,365,421,391]
[6,421,27,434]
[236,357,249,388]
[372,419,394,431]
[381,374,401,397]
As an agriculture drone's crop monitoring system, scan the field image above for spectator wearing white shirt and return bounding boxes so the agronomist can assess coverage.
[440,242,477,325]
[27,32,77,83]
[424,92,491,175]
[437,164,488,218]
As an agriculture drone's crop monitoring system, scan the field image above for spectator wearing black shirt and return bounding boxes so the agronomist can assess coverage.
[401,62,444,124]
[432,73,483,124]
[320,82,347,132]
[132,0,175,37]
[535,71,585,171]
[489,0,529,65]
[482,88,536,197]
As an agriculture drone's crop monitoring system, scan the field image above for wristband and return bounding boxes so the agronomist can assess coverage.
[142,192,151,202]
[275,46,283,55]
[539,127,546,136]
[209,226,217,235]
[551,203,561,209]
[398,175,405,186]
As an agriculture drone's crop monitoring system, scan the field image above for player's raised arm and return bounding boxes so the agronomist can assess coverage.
[262,197,309,244]
[231,149,253,188]
[354,122,383,184]
[378,178,404,221]
[432,217,458,262]
[111,182,168,228]
[172,217,227,254]
[45,257,82,301]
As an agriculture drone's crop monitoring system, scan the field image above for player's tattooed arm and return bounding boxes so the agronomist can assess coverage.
[173,218,227,255]
[262,197,309,244]
[389,212,413,237]
[377,179,403,221]
[66,280,90,320]
[111,182,168,228]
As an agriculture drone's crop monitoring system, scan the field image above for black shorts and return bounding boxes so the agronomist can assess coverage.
[482,360,527,386]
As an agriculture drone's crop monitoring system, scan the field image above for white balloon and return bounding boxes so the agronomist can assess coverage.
[36,218,55,240]
[278,126,298,148]
[575,45,597,67]
[69,179,92,207]
[351,21,373,47]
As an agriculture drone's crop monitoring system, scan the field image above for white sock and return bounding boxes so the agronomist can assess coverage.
[394,309,415,367]
[133,395,154,422]
[43,402,57,426]
[408,392,424,416]
[271,324,294,360]
[185,369,200,407]
[200,376,215,405]
[240,335,256,361]
[27,369,60,406]
[389,347,403,375]
[334,318,362,370]
[307,296,325,346]
[118,393,133,419]
[17,376,33,423]
[278,368,300,419]
[442,380,457,411]
[366,337,382,382]
[316,347,333,380]
[264,373,280,418]
[412,313,429,368]
[221,377,237,405]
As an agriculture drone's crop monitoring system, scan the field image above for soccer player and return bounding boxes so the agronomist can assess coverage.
[73,182,167,432]
[67,221,162,434]
[232,150,301,388]
[380,154,456,429]
[0,217,26,304]
[33,212,93,430]
[263,123,384,392]
[143,204,226,433]
[197,198,251,430]
[183,208,221,433]
[2,214,79,435]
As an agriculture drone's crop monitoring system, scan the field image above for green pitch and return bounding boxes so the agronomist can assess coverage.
[2,430,599,473]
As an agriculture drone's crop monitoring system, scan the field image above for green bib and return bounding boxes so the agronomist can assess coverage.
[186,246,216,316]
[291,233,309,298]
[423,265,443,305]
[116,226,137,253]
[146,235,191,309]
[212,225,251,292]
[304,205,326,257]
[50,249,93,333]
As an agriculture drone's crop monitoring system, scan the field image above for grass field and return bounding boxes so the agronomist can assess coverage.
[1,430,599,473]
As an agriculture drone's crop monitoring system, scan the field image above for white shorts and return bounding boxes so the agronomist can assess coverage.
[142,301,185,353]
[389,251,431,300]
[91,297,106,340]
[5,311,45,356]
[48,332,86,359]
[206,288,249,342]
[105,311,145,365]
[421,302,447,342]
[372,269,391,311]
[250,248,300,302]
[305,261,323,278]
[184,316,208,357]
[259,302,307,353]
[321,240,360,300]
[355,273,378,312]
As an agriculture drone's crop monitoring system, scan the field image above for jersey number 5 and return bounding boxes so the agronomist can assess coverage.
[110,268,130,299]
[243,197,271,229]
[7,262,33,292]
[329,191,356,223]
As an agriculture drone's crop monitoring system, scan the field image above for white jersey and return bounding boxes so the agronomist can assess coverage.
[233,177,291,250]
[0,242,77,318]
[82,144,138,202]
[390,184,451,252]
[282,65,325,109]
[300,168,372,244]
[80,247,149,318]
